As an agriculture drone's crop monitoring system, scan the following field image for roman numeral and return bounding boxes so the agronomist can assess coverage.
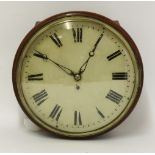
[107,50,122,61]
[49,104,62,121]
[112,72,128,80]
[28,73,43,81]
[96,107,104,118]
[106,90,123,104]
[49,33,63,47]
[32,89,48,105]
[74,111,82,126]
[72,28,82,43]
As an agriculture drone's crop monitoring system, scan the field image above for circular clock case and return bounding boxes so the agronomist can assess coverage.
[12,11,143,138]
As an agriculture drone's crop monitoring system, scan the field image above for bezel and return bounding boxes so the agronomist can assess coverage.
[12,11,143,138]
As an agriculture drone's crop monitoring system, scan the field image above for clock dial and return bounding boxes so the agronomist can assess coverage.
[13,12,143,137]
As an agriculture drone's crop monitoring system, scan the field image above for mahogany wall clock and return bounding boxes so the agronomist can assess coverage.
[12,11,143,138]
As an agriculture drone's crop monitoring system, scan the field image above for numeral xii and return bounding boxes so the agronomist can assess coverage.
[72,28,82,43]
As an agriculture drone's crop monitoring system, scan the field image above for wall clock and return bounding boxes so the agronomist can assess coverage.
[12,11,143,138]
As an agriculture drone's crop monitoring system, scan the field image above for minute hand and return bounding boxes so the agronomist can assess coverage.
[48,57,75,76]
[78,33,104,74]
[34,50,75,76]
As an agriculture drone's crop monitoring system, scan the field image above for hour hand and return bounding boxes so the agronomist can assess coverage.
[78,32,104,75]
[78,57,90,74]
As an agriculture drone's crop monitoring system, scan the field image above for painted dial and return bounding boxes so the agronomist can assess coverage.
[13,13,143,137]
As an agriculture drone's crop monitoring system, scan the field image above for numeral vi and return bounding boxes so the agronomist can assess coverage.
[74,111,82,126]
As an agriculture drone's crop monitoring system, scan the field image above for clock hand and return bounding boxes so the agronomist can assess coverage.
[33,50,48,60]
[78,57,91,75]
[48,58,75,76]
[33,50,75,76]
[78,32,104,74]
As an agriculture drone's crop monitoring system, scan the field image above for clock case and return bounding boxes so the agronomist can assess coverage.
[12,11,144,138]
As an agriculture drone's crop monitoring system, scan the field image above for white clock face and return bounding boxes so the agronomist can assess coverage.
[15,15,142,137]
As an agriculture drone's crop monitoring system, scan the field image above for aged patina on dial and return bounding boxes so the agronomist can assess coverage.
[12,11,143,138]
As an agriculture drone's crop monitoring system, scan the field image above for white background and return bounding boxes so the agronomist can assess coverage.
[0,1,154,153]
